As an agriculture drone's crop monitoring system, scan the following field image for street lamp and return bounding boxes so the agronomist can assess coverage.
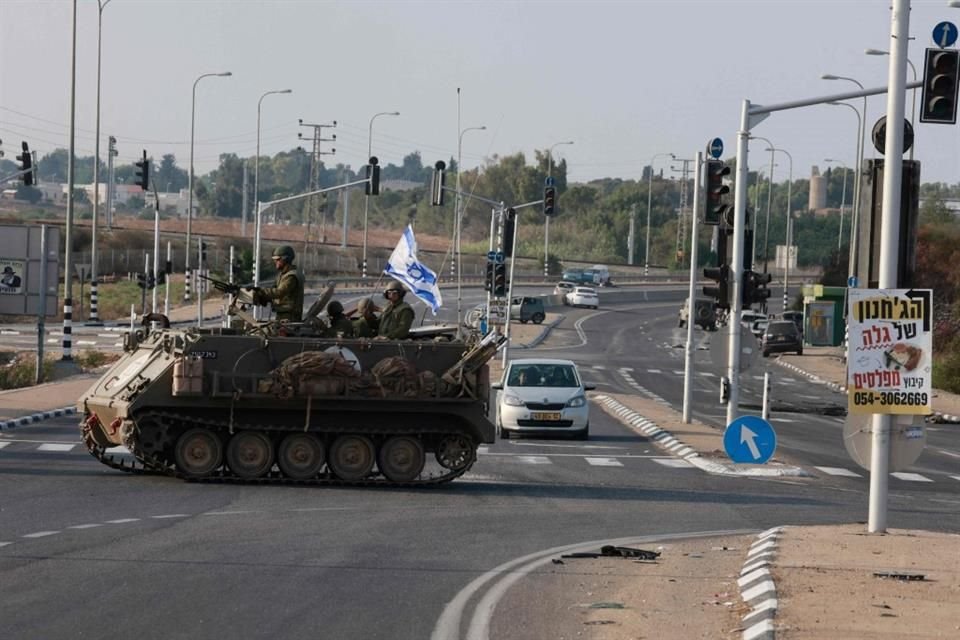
[88,0,112,325]
[252,89,292,292]
[454,125,485,334]
[645,152,675,276]
[544,140,573,279]
[826,100,864,280]
[824,158,849,256]
[186,71,232,302]
[865,48,917,160]
[361,110,400,279]
[765,146,793,313]
[748,136,776,275]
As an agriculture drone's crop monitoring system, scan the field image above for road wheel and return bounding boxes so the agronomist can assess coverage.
[329,435,375,481]
[532,312,545,324]
[571,426,589,441]
[762,351,770,358]
[277,433,325,479]
[797,347,803,356]
[498,422,511,440]
[174,427,223,478]
[226,431,275,479]
[435,434,474,470]
[378,436,425,483]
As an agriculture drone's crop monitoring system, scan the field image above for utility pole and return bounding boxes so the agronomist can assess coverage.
[674,158,691,266]
[241,159,249,238]
[106,136,117,230]
[627,203,637,265]
[297,119,336,255]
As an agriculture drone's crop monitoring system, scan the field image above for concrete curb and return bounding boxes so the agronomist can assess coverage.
[773,357,960,424]
[738,526,783,640]
[594,396,808,477]
[511,314,565,350]
[0,406,77,432]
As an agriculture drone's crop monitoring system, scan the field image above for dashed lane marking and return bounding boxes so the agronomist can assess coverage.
[891,472,934,482]
[516,456,551,465]
[22,531,59,539]
[646,369,662,374]
[67,524,104,530]
[653,458,695,468]
[0,442,9,449]
[585,457,623,467]
[815,466,862,477]
[37,443,76,452]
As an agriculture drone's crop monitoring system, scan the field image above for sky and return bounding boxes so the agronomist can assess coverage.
[2,0,959,187]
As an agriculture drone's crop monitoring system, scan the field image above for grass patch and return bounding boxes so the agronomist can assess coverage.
[73,350,121,370]
[0,354,55,391]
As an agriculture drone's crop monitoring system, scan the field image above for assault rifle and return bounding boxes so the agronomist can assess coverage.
[197,274,258,297]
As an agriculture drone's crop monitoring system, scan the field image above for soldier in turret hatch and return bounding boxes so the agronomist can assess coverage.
[252,245,304,322]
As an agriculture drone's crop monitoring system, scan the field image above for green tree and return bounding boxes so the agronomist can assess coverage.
[155,154,188,192]
[919,193,955,226]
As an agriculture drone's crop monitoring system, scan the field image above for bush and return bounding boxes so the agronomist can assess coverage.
[0,355,55,391]
[73,350,120,370]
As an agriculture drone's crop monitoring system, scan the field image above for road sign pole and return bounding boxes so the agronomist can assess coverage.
[682,151,703,424]
[726,101,752,427]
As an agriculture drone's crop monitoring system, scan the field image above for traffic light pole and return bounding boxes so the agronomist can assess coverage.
[499,199,545,368]
[682,151,703,424]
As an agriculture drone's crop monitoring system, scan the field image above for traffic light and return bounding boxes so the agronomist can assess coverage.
[741,270,772,307]
[484,260,495,292]
[147,270,156,290]
[920,47,960,124]
[200,241,208,264]
[543,186,556,216]
[704,160,730,225]
[17,141,34,186]
[365,156,381,195]
[703,263,730,309]
[157,270,166,286]
[134,150,149,190]
[503,208,516,257]
[136,272,147,290]
[492,262,507,297]
[431,160,446,206]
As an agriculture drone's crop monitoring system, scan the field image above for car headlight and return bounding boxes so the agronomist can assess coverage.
[566,395,586,408]
[502,394,525,407]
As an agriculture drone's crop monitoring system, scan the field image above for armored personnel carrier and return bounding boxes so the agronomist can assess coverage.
[78,286,502,486]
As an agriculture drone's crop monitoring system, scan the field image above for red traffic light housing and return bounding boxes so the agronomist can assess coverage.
[134,150,149,190]
[17,141,34,186]
[492,262,507,297]
[703,264,730,310]
[543,186,557,216]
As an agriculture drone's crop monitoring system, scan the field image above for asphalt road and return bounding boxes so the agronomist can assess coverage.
[2,292,958,640]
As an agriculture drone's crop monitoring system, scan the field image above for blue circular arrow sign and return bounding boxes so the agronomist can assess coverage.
[709,137,724,159]
[723,415,777,464]
[847,275,858,288]
[933,21,958,48]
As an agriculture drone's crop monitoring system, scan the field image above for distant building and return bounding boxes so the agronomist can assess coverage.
[808,166,827,211]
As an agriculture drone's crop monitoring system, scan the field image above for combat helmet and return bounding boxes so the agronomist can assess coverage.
[384,279,406,297]
[327,300,344,316]
[272,245,296,263]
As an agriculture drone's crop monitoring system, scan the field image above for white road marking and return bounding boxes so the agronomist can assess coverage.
[23,531,59,538]
[890,472,933,482]
[951,475,960,482]
[105,518,141,524]
[585,457,623,467]
[770,417,798,423]
[0,442,10,449]
[37,443,75,452]
[76,340,97,346]
[150,514,191,519]
[104,446,132,455]
[653,458,694,468]
[646,368,662,374]
[67,524,104,529]
[592,365,606,370]
[815,466,862,477]
[516,455,551,464]
[0,542,12,547]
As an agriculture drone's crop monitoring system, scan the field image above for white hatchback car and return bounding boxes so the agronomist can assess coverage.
[493,359,595,440]
[565,286,599,309]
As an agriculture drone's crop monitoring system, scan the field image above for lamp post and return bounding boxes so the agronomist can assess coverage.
[88,0,112,325]
[765,146,792,312]
[544,140,573,279]
[361,110,399,279]
[822,74,867,279]
[455,125,485,334]
[824,158,849,255]
[865,48,917,160]
[645,152,675,276]
[748,136,776,274]
[826,100,864,279]
[186,71,232,302]
[252,89,292,294]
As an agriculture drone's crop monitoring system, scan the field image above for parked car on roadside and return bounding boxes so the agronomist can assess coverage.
[565,286,599,309]
[553,281,576,302]
[762,320,803,357]
[493,358,595,440]
[782,310,804,335]
[679,297,717,331]
[741,310,768,330]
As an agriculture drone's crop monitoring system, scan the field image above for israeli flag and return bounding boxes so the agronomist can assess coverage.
[384,225,443,315]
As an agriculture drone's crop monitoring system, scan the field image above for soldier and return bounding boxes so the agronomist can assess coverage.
[322,300,354,338]
[252,245,304,322]
[352,297,380,338]
[377,280,414,339]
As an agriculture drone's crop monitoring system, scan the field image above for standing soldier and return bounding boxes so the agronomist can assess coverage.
[377,280,414,339]
[322,300,354,338]
[252,245,304,322]
[352,297,380,338]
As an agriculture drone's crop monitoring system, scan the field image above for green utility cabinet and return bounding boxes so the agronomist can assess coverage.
[800,284,846,347]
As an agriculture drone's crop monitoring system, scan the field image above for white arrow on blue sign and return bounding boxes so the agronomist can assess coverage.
[709,137,724,159]
[723,415,777,463]
[847,275,858,288]
[933,21,958,48]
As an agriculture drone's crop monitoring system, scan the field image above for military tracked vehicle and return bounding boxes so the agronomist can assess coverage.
[78,284,502,486]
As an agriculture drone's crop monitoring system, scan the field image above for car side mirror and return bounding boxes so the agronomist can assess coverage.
[491,382,503,390]
[583,383,596,391]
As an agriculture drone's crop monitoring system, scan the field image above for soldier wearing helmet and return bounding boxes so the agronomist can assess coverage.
[322,300,354,338]
[252,245,304,322]
[377,279,414,339]
[352,297,380,338]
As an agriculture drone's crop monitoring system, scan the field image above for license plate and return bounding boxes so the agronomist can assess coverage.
[531,412,562,421]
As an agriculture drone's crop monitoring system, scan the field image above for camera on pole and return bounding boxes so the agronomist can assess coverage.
[920,47,960,124]
[703,159,730,225]
[365,156,381,195]
[430,161,446,206]
[134,150,149,190]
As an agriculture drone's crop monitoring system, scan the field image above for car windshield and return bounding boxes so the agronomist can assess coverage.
[508,364,579,388]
